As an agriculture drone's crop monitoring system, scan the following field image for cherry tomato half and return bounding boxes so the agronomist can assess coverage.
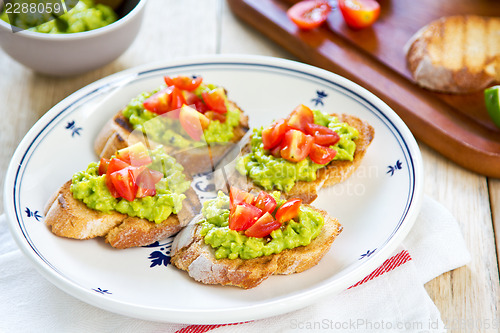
[136,168,163,198]
[253,191,277,214]
[280,129,314,163]
[309,143,337,164]
[338,0,380,29]
[287,104,314,132]
[245,212,281,238]
[143,86,186,116]
[229,203,263,231]
[115,142,152,166]
[109,167,138,202]
[287,0,332,30]
[179,105,210,141]
[275,198,302,224]
[229,187,255,207]
[201,87,227,114]
[164,75,203,91]
[304,122,340,146]
[262,118,288,150]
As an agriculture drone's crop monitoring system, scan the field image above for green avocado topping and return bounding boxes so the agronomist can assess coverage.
[70,146,190,224]
[199,191,325,260]
[121,83,241,149]
[236,109,359,192]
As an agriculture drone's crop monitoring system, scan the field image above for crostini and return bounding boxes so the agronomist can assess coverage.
[171,187,342,289]
[94,75,249,175]
[44,143,200,249]
[220,104,374,204]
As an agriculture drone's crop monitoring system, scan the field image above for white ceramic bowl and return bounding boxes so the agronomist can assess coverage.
[0,0,146,76]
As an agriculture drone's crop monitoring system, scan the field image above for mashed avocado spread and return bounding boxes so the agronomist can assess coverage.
[122,83,241,149]
[236,110,359,192]
[1,0,117,33]
[70,146,190,223]
[200,191,324,260]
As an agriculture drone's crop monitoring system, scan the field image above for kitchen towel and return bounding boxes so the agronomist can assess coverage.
[0,196,470,333]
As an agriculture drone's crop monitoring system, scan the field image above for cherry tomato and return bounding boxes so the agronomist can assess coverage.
[184,92,209,113]
[309,143,337,164]
[135,168,163,198]
[253,191,277,214]
[179,105,210,141]
[280,129,314,162]
[275,198,302,223]
[287,104,314,132]
[338,0,380,29]
[229,187,255,207]
[201,87,227,114]
[109,167,138,202]
[143,86,186,116]
[229,203,263,231]
[244,212,281,238]
[262,118,288,150]
[115,143,152,166]
[287,0,332,30]
[98,158,110,175]
[164,75,203,91]
[304,122,340,146]
[270,143,283,158]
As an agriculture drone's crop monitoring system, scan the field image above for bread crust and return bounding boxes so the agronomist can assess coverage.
[44,180,201,249]
[405,15,500,94]
[171,206,342,289]
[94,101,249,175]
[218,114,374,204]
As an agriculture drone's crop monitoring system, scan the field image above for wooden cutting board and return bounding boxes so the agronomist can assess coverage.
[228,0,500,178]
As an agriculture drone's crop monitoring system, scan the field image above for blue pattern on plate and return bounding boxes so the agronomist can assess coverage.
[65,120,82,137]
[311,90,328,106]
[144,240,174,267]
[92,288,112,295]
[25,207,42,221]
[359,249,377,260]
[387,160,403,176]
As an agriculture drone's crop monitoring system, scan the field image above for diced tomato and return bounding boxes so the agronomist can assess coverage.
[98,158,110,175]
[136,168,163,198]
[253,191,277,214]
[179,105,210,141]
[244,212,281,238]
[262,118,288,150]
[309,143,337,164]
[201,87,227,114]
[164,75,203,91]
[280,129,314,162]
[338,0,380,30]
[185,92,209,113]
[229,203,263,231]
[104,158,130,198]
[304,122,340,146]
[205,111,226,123]
[143,86,186,116]
[287,104,314,132]
[287,0,332,30]
[275,198,302,223]
[109,167,138,201]
[229,187,255,207]
[115,142,152,166]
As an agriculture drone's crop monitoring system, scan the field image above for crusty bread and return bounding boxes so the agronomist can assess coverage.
[405,15,500,94]
[217,114,374,204]
[94,101,249,175]
[171,206,342,289]
[44,180,201,249]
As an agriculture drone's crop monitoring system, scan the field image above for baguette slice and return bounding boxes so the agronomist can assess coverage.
[217,114,374,204]
[405,15,500,94]
[171,207,342,289]
[94,100,249,175]
[44,181,201,249]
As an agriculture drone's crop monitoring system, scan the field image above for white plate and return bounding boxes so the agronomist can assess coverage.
[4,55,423,324]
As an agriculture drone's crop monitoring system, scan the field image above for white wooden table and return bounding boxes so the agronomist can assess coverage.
[0,1,498,331]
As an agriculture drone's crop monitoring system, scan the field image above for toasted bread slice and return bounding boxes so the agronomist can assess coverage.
[171,206,342,289]
[217,114,374,204]
[406,15,500,93]
[94,100,249,175]
[44,181,201,249]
